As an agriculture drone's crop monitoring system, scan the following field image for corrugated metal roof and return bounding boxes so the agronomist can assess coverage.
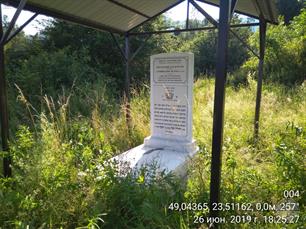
[2,0,278,33]
[202,0,278,24]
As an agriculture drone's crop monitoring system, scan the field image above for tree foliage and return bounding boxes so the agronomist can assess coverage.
[243,9,306,86]
[1,6,305,228]
[277,0,304,25]
[179,15,251,76]
[3,10,305,131]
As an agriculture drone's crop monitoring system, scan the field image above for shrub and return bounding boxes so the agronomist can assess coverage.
[243,10,306,86]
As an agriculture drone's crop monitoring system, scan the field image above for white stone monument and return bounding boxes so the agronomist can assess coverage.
[114,52,198,176]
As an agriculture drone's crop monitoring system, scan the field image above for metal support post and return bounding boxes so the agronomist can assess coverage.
[254,17,267,140]
[124,34,131,126]
[186,0,190,29]
[0,5,11,177]
[111,33,150,127]
[209,0,232,223]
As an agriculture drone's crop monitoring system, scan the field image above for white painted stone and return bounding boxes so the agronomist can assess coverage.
[144,52,198,154]
[114,52,198,176]
[113,144,197,177]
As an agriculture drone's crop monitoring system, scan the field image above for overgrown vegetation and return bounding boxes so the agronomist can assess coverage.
[242,9,306,86]
[0,3,305,229]
[1,78,305,228]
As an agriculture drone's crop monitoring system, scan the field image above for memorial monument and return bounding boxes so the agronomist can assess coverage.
[115,52,198,176]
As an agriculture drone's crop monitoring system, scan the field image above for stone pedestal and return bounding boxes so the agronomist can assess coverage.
[113,144,197,177]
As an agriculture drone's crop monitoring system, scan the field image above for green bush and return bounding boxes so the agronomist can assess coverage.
[243,10,306,86]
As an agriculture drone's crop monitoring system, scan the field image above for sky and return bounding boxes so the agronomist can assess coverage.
[1,1,220,35]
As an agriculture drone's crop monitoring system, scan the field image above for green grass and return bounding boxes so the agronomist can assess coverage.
[0,77,305,228]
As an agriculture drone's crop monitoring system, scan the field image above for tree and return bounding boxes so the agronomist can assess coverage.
[178,15,251,76]
[243,9,306,86]
[277,0,304,25]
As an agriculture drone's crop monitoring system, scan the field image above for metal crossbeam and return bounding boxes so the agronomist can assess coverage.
[190,0,218,27]
[5,13,38,44]
[230,29,259,58]
[0,0,27,45]
[127,0,185,33]
[109,32,126,62]
[107,0,150,19]
[231,0,238,17]
[130,35,151,61]
[191,0,260,60]
[129,23,259,36]
[110,32,150,63]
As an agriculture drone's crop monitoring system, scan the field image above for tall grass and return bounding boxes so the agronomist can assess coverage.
[0,77,305,228]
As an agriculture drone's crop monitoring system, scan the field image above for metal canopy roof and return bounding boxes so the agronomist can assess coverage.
[201,0,278,24]
[2,0,278,34]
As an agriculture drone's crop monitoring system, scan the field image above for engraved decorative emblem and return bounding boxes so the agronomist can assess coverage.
[165,91,174,100]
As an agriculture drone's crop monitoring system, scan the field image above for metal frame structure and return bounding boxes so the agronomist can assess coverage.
[210,0,234,219]
[254,16,266,140]
[0,0,269,225]
[0,4,10,177]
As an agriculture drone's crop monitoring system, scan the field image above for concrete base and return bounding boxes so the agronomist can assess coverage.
[144,136,198,154]
[113,143,199,177]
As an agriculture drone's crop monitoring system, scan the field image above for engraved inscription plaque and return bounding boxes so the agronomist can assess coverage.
[149,53,194,142]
